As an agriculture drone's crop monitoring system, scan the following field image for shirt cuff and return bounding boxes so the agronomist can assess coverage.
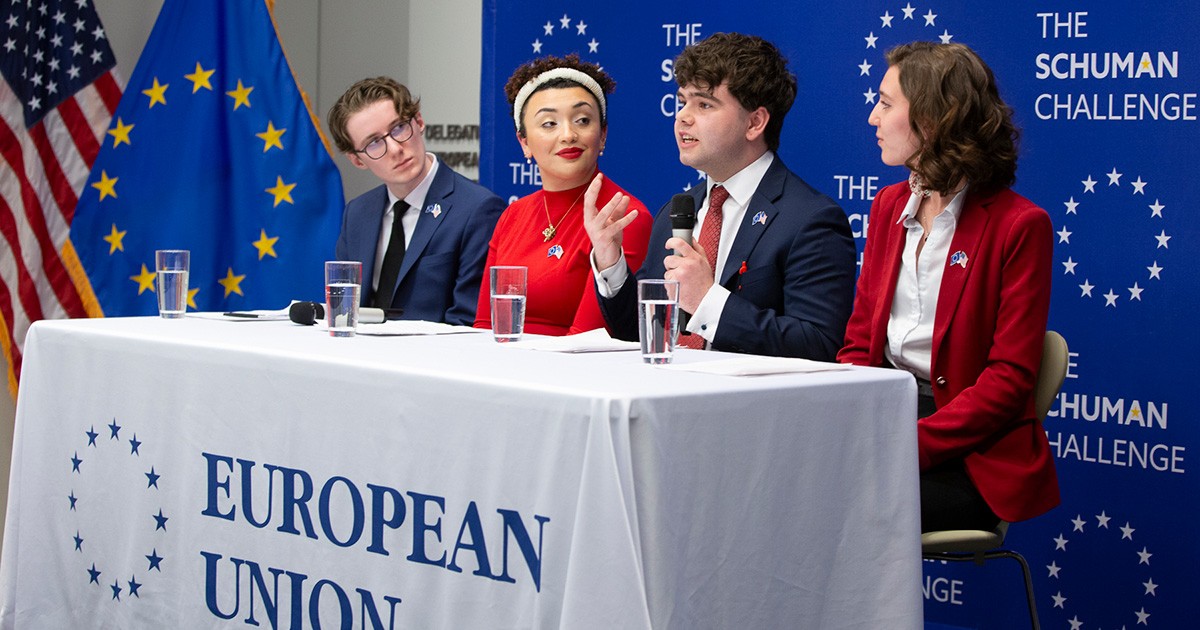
[592,251,629,299]
[685,284,730,341]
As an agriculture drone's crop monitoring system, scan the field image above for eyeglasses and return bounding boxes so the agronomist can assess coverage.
[355,120,415,159]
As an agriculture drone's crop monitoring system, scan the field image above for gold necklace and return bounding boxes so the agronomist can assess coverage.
[541,188,587,242]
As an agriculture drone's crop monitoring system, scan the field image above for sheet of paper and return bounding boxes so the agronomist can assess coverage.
[500,328,640,353]
[187,309,291,321]
[341,320,488,336]
[656,355,852,376]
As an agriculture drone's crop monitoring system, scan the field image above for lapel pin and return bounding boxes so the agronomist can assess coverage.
[950,251,968,268]
[425,203,442,218]
[547,244,564,259]
[752,210,767,226]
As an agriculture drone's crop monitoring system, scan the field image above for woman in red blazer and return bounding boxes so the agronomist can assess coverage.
[838,42,1060,531]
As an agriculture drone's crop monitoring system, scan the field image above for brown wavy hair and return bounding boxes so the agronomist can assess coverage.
[673,32,796,152]
[327,77,420,154]
[505,54,615,136]
[887,42,1019,195]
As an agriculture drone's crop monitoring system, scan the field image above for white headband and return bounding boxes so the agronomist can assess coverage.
[512,67,607,132]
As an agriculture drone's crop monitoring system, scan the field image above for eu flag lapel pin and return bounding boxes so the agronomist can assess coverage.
[752,210,767,226]
[548,244,564,259]
[425,203,442,218]
[950,251,968,268]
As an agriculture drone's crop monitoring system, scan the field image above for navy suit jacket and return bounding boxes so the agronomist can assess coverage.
[335,163,504,326]
[599,157,856,360]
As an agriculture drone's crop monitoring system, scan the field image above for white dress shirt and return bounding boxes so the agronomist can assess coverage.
[594,151,775,345]
[374,154,439,292]
[884,186,968,380]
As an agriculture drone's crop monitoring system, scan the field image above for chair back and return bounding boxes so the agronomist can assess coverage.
[1034,331,1069,422]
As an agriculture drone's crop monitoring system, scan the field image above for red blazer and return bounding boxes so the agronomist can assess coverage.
[838,182,1060,523]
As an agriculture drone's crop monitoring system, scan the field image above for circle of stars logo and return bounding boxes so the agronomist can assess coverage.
[518,12,606,191]
[69,417,169,605]
[528,13,601,58]
[1056,168,1171,308]
[857,3,956,108]
[1045,510,1157,629]
[90,62,287,309]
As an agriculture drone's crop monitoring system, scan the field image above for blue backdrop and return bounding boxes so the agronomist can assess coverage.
[482,1,1198,627]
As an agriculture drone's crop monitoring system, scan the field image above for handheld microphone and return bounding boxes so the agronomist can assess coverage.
[668,194,698,332]
[288,301,403,325]
[669,194,696,256]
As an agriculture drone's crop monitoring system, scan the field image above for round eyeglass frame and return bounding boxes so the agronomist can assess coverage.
[355,120,415,160]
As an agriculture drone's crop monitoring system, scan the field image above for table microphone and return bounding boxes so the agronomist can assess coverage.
[288,301,403,325]
[669,193,696,256]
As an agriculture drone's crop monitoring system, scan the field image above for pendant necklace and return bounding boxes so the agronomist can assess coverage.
[542,187,587,242]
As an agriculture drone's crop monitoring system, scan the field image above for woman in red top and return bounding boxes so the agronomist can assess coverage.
[474,55,652,336]
[838,42,1059,532]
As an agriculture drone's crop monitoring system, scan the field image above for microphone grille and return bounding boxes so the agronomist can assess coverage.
[669,194,696,229]
[288,301,324,325]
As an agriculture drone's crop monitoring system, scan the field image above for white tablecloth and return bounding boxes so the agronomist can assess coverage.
[0,317,922,629]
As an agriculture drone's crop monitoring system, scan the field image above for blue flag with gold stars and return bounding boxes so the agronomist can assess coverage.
[69,0,343,315]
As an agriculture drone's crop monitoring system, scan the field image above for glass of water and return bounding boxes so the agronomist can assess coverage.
[155,250,189,318]
[325,261,362,337]
[638,279,679,364]
[489,266,527,342]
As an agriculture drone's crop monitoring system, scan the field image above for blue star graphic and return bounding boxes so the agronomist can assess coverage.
[69,492,78,510]
[71,452,82,473]
[86,426,98,446]
[146,549,163,571]
[88,563,101,584]
[129,434,142,455]
[153,509,168,531]
[110,579,122,601]
[108,418,121,439]
[127,575,142,598]
[145,467,160,489]
[73,532,83,551]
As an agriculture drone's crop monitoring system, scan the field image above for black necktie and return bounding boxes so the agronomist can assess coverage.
[374,200,409,308]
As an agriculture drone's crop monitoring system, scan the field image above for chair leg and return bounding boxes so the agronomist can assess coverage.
[984,550,1040,630]
[923,550,1041,629]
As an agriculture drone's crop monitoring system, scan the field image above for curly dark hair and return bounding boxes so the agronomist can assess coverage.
[505,54,615,136]
[673,32,796,152]
[327,77,420,154]
[886,42,1019,195]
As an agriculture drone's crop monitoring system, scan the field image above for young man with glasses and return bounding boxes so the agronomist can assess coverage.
[328,77,504,325]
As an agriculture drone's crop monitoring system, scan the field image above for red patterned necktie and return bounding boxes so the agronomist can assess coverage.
[678,185,729,349]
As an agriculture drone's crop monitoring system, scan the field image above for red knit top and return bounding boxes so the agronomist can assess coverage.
[474,174,652,336]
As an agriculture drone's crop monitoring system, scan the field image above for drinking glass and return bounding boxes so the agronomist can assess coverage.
[490,266,527,342]
[638,279,680,364]
[155,250,189,318]
[325,261,362,337]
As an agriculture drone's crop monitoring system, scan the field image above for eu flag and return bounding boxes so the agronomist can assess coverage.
[69,0,343,315]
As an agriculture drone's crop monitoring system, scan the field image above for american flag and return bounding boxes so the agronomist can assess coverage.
[0,0,121,394]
